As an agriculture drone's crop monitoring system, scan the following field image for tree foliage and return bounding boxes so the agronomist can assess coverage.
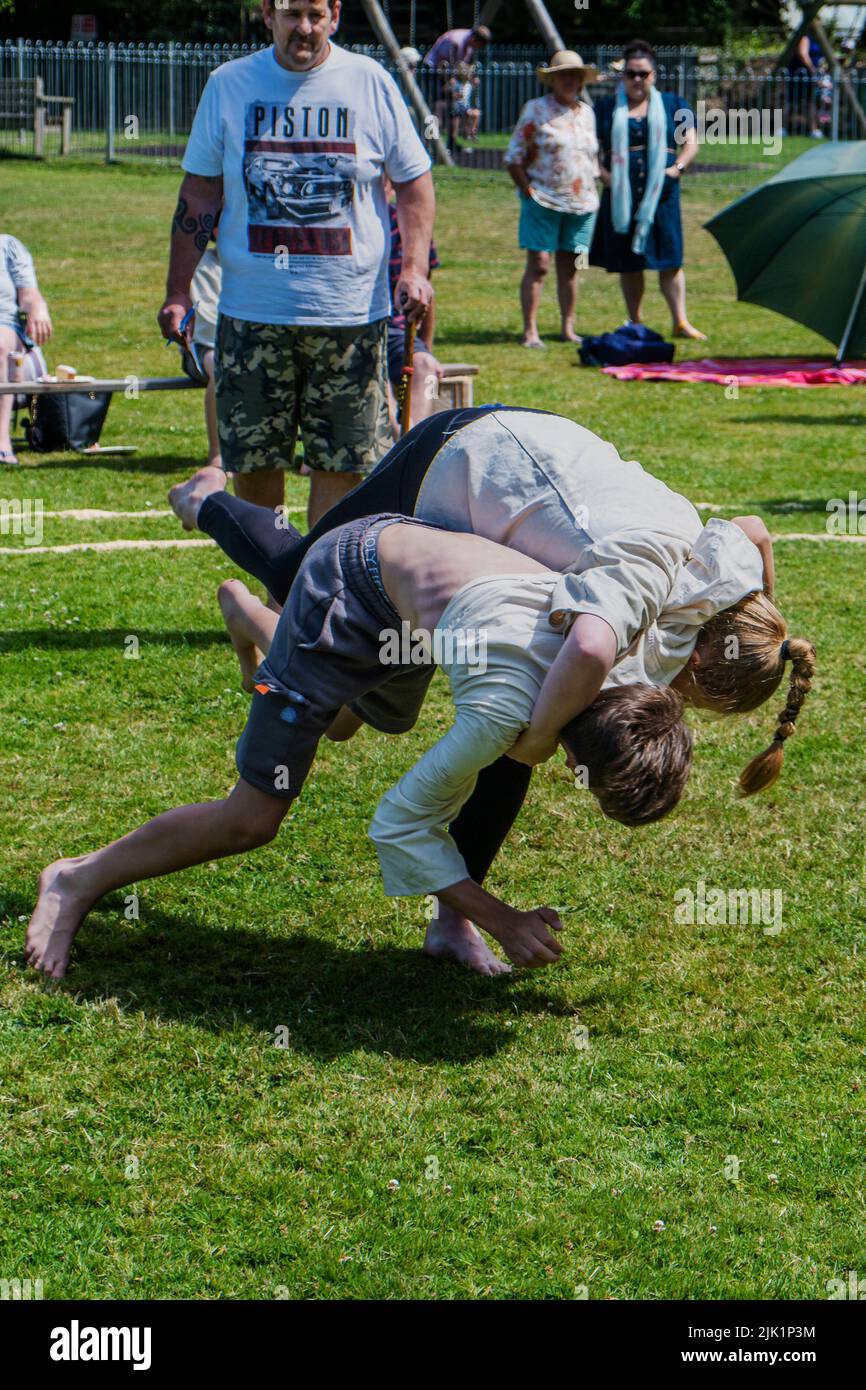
[1,0,786,47]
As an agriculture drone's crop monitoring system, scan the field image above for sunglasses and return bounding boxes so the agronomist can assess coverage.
[625,69,651,79]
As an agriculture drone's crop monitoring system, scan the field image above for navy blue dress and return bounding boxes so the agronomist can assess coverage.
[590,90,689,273]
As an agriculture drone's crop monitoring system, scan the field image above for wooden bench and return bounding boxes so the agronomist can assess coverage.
[435,362,479,411]
[0,78,74,157]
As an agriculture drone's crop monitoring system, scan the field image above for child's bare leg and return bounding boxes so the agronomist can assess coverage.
[218,578,280,692]
[25,781,289,979]
[423,900,512,977]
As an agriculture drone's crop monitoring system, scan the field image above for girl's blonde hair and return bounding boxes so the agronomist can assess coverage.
[689,591,816,796]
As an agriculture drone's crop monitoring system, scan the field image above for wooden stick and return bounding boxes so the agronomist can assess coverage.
[397,320,417,436]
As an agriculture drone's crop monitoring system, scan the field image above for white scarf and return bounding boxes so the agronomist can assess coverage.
[611,83,669,256]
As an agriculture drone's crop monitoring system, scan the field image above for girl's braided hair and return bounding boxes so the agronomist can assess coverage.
[692,591,816,795]
[738,635,816,795]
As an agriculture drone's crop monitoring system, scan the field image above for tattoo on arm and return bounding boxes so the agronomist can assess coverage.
[171,196,216,253]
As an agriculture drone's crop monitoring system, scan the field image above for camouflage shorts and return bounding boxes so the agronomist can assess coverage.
[214,315,392,475]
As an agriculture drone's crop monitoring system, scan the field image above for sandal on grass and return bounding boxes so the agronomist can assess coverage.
[0,450,19,466]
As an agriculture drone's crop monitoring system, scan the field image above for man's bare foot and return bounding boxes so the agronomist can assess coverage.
[168,465,226,531]
[672,321,708,341]
[521,335,546,350]
[25,859,93,979]
[218,580,264,693]
[422,910,512,977]
[561,329,582,344]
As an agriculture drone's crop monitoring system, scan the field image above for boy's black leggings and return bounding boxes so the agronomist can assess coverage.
[198,405,533,890]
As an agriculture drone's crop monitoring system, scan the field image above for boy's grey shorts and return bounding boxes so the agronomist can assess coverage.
[235,514,436,801]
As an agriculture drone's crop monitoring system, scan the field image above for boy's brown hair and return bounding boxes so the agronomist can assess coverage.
[562,685,692,827]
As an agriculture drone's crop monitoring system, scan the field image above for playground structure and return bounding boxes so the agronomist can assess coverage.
[360,1,566,165]
[773,0,866,135]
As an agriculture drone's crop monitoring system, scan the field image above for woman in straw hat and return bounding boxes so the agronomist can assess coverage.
[505,50,600,348]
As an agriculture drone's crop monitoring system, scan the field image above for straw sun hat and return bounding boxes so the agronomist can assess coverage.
[536,50,599,83]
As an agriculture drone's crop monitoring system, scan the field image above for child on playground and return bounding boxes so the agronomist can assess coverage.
[454,65,481,141]
[25,515,693,982]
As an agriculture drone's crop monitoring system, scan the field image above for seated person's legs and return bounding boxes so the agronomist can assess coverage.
[0,323,21,460]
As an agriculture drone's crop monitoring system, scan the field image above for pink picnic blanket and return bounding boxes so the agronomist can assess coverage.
[601,357,866,387]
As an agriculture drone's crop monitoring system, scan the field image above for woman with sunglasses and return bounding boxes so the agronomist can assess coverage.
[590,39,705,340]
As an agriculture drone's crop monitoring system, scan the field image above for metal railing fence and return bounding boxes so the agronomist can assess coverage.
[1,39,864,188]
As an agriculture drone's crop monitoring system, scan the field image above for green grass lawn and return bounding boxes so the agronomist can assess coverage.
[0,160,864,1301]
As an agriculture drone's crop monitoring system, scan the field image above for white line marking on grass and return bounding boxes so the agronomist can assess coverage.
[770,532,866,542]
[0,538,216,556]
[43,508,174,520]
[695,503,821,512]
[39,506,306,521]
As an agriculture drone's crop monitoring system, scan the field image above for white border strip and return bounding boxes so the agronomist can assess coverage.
[36,506,307,521]
[0,538,216,556]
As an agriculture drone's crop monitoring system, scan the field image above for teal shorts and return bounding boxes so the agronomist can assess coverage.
[519,197,597,254]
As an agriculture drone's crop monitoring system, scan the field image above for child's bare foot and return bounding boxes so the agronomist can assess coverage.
[25,859,94,979]
[423,907,511,977]
[218,579,264,693]
[168,465,226,531]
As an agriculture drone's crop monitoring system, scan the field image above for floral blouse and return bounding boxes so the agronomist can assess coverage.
[505,94,600,215]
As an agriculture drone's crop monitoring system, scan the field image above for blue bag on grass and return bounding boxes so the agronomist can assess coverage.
[579,321,675,367]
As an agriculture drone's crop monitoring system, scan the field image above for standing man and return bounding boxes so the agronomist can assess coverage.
[159,0,435,530]
[424,23,492,73]
[424,23,491,151]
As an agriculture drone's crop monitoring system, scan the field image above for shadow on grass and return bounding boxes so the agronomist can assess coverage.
[728,414,866,428]
[5,894,584,1063]
[757,498,838,515]
[0,628,228,652]
[15,455,198,475]
[436,328,519,347]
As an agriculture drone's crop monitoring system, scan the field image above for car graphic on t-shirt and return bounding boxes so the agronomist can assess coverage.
[246,153,354,224]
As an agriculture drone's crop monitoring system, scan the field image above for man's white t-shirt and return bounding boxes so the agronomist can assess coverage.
[182,43,431,327]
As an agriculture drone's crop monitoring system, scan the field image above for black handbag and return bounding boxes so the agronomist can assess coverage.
[26,388,112,453]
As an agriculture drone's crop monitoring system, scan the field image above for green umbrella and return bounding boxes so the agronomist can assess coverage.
[704,142,866,363]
